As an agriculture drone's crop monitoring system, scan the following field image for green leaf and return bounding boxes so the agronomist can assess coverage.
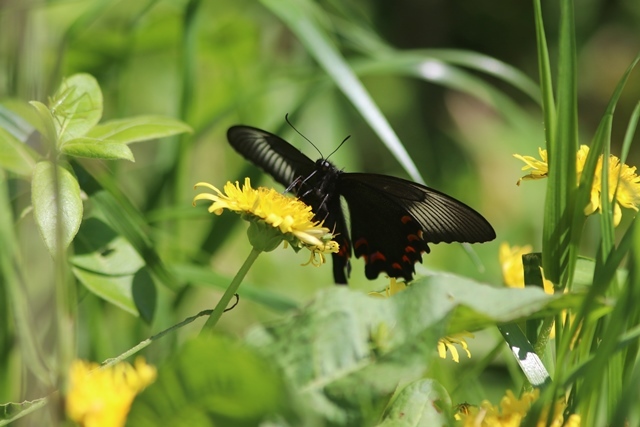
[247,278,570,425]
[72,217,156,320]
[0,127,38,176]
[31,161,83,255]
[127,336,290,427]
[86,115,192,144]
[376,379,451,427]
[72,267,138,316]
[542,0,578,286]
[28,101,58,146]
[60,137,134,161]
[49,73,103,145]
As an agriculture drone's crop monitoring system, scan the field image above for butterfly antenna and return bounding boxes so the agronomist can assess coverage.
[285,113,323,158]
[325,135,350,161]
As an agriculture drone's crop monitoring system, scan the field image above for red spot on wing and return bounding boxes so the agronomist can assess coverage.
[405,245,417,253]
[354,238,368,250]
[392,262,403,271]
[407,233,421,242]
[369,251,387,263]
[402,255,411,263]
[401,215,413,224]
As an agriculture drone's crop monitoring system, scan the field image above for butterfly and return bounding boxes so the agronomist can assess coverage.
[227,125,496,284]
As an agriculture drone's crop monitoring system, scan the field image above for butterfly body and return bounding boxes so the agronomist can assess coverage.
[227,125,495,284]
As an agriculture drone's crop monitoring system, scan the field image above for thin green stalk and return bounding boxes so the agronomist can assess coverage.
[200,248,261,333]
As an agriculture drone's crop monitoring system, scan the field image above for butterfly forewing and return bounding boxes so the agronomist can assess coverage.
[339,173,495,244]
[227,126,316,188]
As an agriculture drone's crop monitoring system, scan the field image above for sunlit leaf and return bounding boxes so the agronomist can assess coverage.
[49,73,103,145]
[60,137,134,161]
[86,115,192,144]
[31,161,83,255]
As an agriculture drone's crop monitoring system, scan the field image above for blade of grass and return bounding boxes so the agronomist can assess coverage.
[261,0,424,184]
[542,0,578,287]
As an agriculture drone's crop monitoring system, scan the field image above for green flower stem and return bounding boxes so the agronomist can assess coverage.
[200,247,262,334]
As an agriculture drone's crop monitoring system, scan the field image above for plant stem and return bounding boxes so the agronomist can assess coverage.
[200,247,261,334]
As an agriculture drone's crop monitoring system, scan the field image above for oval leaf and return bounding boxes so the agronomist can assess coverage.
[72,267,138,315]
[50,73,103,144]
[31,161,83,255]
[377,379,452,427]
[28,101,58,146]
[61,137,134,161]
[127,336,289,426]
[86,115,192,144]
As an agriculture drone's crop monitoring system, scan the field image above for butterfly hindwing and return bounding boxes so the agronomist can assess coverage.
[227,126,316,188]
[338,173,495,280]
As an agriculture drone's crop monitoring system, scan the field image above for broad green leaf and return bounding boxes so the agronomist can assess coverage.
[86,115,192,144]
[60,137,134,161]
[31,161,83,255]
[73,217,145,275]
[127,336,290,427]
[72,217,155,321]
[376,379,451,427]
[0,127,38,176]
[28,101,58,146]
[72,267,138,316]
[247,278,571,425]
[50,73,103,145]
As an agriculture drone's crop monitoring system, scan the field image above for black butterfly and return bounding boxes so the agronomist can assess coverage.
[227,125,495,284]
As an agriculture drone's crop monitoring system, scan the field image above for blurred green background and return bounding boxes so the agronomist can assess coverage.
[1,0,639,411]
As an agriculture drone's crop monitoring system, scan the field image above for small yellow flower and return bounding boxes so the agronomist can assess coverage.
[369,278,473,362]
[513,147,549,185]
[193,178,338,257]
[455,389,581,427]
[66,358,156,427]
[499,242,554,294]
[514,145,640,226]
[437,332,474,363]
[368,277,408,298]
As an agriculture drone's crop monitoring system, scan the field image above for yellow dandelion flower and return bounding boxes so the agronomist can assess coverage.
[65,358,156,427]
[499,242,554,294]
[455,389,581,427]
[193,178,338,257]
[369,278,473,362]
[514,145,640,226]
[437,332,474,363]
[513,147,549,185]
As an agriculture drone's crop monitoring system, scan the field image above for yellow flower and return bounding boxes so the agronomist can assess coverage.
[369,278,473,362]
[193,178,338,257]
[455,389,581,427]
[66,358,156,427]
[499,242,554,294]
[514,145,640,226]
[437,332,474,363]
[513,147,549,185]
[368,277,408,298]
